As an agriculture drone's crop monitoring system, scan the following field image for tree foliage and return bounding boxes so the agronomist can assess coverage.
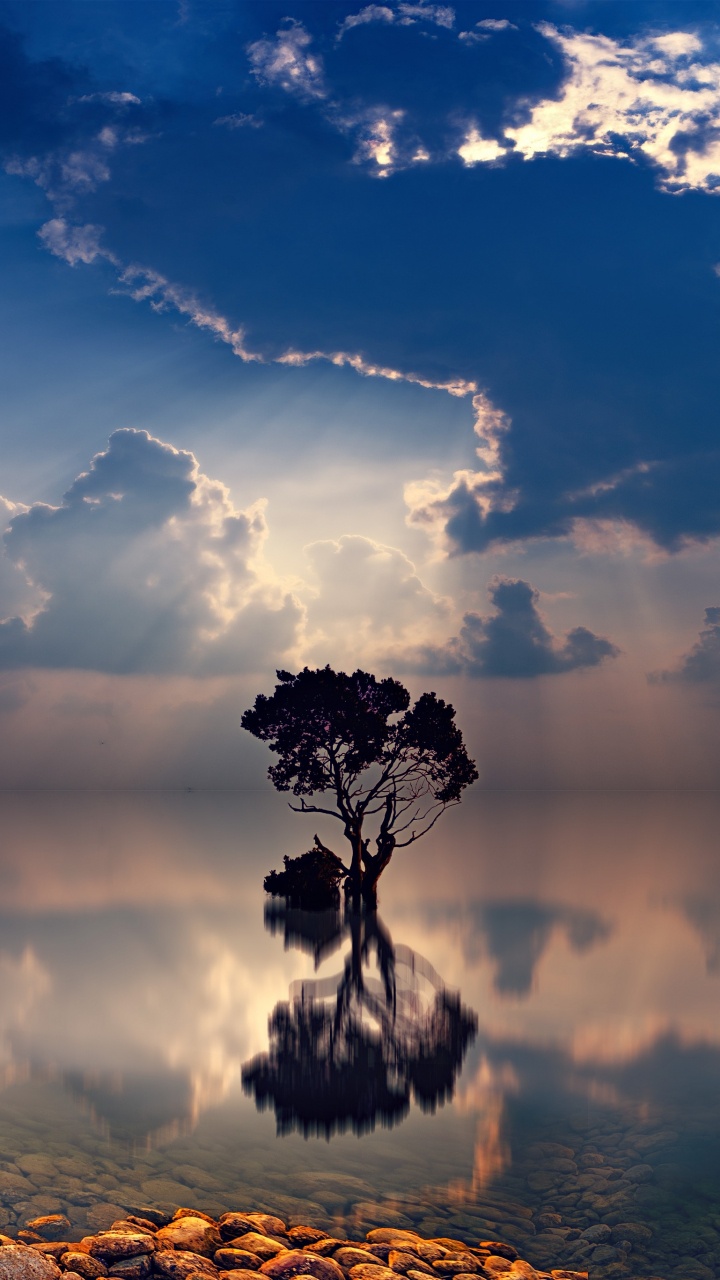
[242,666,478,903]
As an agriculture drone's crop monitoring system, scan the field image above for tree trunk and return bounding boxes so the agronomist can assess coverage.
[360,835,395,907]
[344,822,365,907]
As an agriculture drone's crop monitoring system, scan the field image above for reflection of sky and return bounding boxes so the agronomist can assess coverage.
[0,792,718,1151]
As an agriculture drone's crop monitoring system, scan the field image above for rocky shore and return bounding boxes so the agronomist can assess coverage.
[0,1208,589,1280]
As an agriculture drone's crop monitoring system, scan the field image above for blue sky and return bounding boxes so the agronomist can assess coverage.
[2,0,720,785]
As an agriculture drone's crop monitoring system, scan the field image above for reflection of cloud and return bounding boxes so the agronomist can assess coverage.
[453,1056,518,1193]
[678,892,720,973]
[425,899,612,996]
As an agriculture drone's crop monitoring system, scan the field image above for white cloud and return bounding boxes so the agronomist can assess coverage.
[247,20,326,100]
[351,109,404,176]
[38,218,115,267]
[457,127,506,165]
[0,429,303,675]
[405,391,511,550]
[77,91,142,106]
[459,18,516,45]
[337,3,454,40]
[303,533,448,664]
[213,112,262,129]
[503,24,720,194]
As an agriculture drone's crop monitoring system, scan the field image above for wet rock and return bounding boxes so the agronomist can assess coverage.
[140,1181,189,1205]
[29,1244,72,1261]
[590,1245,619,1265]
[389,1253,435,1277]
[534,1216,562,1231]
[609,1222,652,1245]
[242,1219,286,1241]
[85,1233,156,1262]
[214,1252,263,1272]
[477,1245,518,1262]
[481,1259,512,1277]
[286,1234,325,1250]
[25,1217,71,1241]
[578,1225,610,1244]
[107,1257,153,1280]
[332,1250,381,1269]
[507,1264,537,1280]
[173,1212,219,1227]
[120,1210,171,1230]
[412,1246,448,1264]
[0,1244,61,1280]
[619,1165,653,1183]
[364,1235,419,1250]
[86,1209,131,1235]
[215,1273,267,1280]
[110,1222,156,1237]
[228,1236,287,1262]
[431,1259,482,1276]
[347,1268,396,1280]
[17,1158,58,1180]
[302,1244,346,1259]
[153,1251,218,1280]
[156,1218,222,1256]
[219,1220,262,1244]
[60,1253,109,1279]
[260,1252,344,1280]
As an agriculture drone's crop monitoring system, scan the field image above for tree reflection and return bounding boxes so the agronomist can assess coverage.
[242,903,477,1137]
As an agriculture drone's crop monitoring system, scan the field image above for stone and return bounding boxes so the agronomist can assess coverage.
[28,1245,71,1261]
[107,1258,153,1280]
[86,1208,131,1235]
[243,1219,287,1240]
[17,1158,58,1180]
[0,1245,61,1280]
[413,1246,448,1264]
[260,1253,344,1280]
[110,1221,156,1237]
[333,1251,381,1269]
[153,1252,219,1280]
[388,1252,434,1276]
[157,1219,222,1256]
[619,1165,653,1183]
[589,1246,619,1264]
[228,1236,287,1262]
[139,1180,189,1205]
[287,1233,326,1249]
[25,1217,71,1241]
[215,1274,266,1280]
[477,1245,518,1262]
[534,1217,562,1231]
[347,1269,396,1280]
[60,1254,109,1279]
[431,1260,482,1277]
[214,1253,263,1272]
[481,1260,512,1277]
[609,1222,652,1245]
[302,1244,346,1259]
[578,1225,610,1244]
[85,1234,156,1262]
[121,1209,171,1229]
[219,1219,263,1244]
[508,1265,537,1280]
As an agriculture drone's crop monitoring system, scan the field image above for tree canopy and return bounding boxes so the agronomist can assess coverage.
[241,665,478,903]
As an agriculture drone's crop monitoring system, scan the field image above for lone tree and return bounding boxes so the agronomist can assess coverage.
[241,666,478,905]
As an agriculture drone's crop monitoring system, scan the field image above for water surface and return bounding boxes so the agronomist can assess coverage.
[0,791,719,1278]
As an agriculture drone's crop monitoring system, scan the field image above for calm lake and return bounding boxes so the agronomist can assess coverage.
[0,790,719,1279]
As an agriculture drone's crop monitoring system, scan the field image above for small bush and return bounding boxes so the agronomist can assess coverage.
[264,846,346,910]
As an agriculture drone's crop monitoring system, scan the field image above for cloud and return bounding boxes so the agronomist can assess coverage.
[457,24,720,195]
[213,112,262,130]
[303,533,447,663]
[76,91,142,106]
[38,218,113,267]
[405,577,619,678]
[247,20,326,100]
[338,3,454,40]
[650,607,720,685]
[459,18,516,45]
[0,429,302,675]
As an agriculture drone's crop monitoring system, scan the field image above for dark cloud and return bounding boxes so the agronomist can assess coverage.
[651,606,720,685]
[0,429,301,675]
[408,577,618,678]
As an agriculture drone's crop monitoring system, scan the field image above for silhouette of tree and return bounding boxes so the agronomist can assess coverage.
[242,904,478,1138]
[242,666,478,904]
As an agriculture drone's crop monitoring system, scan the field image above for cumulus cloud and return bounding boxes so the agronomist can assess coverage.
[651,607,720,685]
[458,24,720,194]
[405,577,619,678]
[0,429,302,675]
[303,533,448,663]
[337,3,454,40]
[247,20,326,100]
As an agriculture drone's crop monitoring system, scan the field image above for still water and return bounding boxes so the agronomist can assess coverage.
[0,791,719,1279]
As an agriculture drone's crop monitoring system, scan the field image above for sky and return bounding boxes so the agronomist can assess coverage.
[2,0,720,785]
